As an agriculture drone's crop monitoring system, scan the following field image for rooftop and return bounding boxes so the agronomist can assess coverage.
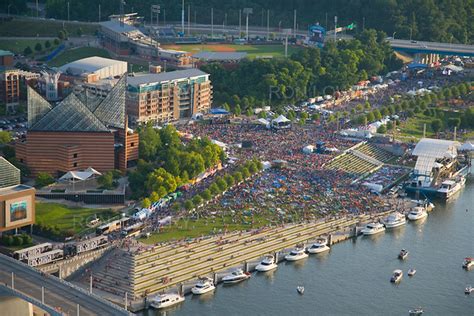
[0,50,13,57]
[99,20,138,34]
[59,56,126,74]
[127,69,208,87]
[192,51,247,61]
[0,157,20,189]
[0,184,34,196]
[412,138,460,158]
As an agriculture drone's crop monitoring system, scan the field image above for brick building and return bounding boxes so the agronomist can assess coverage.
[16,76,139,177]
[0,67,20,112]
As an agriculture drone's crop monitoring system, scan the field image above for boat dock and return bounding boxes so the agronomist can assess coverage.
[76,211,392,312]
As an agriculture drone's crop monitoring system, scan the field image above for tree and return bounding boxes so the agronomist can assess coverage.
[447,118,461,129]
[184,200,194,211]
[246,108,253,117]
[142,198,151,208]
[366,112,375,122]
[35,172,54,188]
[13,235,23,246]
[233,171,243,183]
[45,40,51,49]
[200,189,212,201]
[34,43,42,52]
[76,27,83,36]
[224,174,235,187]
[386,121,394,130]
[149,191,160,203]
[431,119,443,133]
[216,177,228,192]
[222,102,231,112]
[53,38,60,45]
[233,104,242,116]
[311,113,320,121]
[0,131,11,144]
[23,46,33,55]
[192,195,203,207]
[146,168,178,198]
[240,167,250,178]
[373,109,382,120]
[355,104,363,112]
[209,183,220,196]
[58,30,66,40]
[248,162,258,174]
[364,101,371,110]
[300,112,308,124]
[377,125,387,134]
[97,171,115,190]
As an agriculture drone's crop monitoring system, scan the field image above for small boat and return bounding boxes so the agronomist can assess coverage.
[191,277,215,295]
[307,238,330,254]
[407,207,428,221]
[462,257,474,269]
[390,269,403,283]
[398,249,409,260]
[285,247,308,261]
[409,307,424,316]
[384,212,407,228]
[408,269,416,276]
[255,255,278,272]
[465,285,473,294]
[222,269,251,284]
[297,286,304,295]
[150,293,185,309]
[361,222,385,235]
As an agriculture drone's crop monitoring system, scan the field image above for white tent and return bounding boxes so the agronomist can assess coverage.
[273,115,290,123]
[262,161,272,170]
[271,115,291,129]
[59,170,101,182]
[460,142,474,151]
[362,182,384,193]
[211,139,227,149]
[303,145,315,154]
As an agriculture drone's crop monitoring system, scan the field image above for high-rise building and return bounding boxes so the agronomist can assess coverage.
[126,69,212,124]
[0,67,20,112]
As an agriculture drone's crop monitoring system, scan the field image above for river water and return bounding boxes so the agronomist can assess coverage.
[147,176,474,316]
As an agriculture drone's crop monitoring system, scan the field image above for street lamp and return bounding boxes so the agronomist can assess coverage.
[7,4,12,17]
[392,32,396,40]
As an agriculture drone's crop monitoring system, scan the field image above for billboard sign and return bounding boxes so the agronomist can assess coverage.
[10,201,28,222]
[307,24,326,47]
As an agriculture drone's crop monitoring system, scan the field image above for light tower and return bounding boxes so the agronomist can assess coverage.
[243,8,253,42]
[181,0,185,34]
[282,28,292,57]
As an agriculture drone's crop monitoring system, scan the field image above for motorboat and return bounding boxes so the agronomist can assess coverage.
[191,277,215,295]
[407,207,428,221]
[409,307,424,315]
[361,222,385,235]
[465,285,473,295]
[408,269,416,276]
[462,257,473,269]
[412,199,435,212]
[285,248,308,261]
[150,293,185,309]
[384,212,407,228]
[390,269,403,283]
[307,238,330,254]
[255,255,278,272]
[222,269,251,284]
[437,177,465,199]
[398,249,409,260]
[297,286,304,294]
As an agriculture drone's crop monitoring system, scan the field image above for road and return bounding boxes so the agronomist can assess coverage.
[0,254,128,316]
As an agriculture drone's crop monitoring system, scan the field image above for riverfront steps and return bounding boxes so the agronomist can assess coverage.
[90,211,392,300]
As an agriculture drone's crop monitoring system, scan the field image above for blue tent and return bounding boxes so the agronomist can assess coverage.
[407,62,428,69]
[210,108,230,115]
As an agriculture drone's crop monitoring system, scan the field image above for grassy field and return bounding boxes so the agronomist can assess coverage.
[161,43,302,58]
[140,215,271,244]
[0,39,59,55]
[397,113,435,140]
[47,47,111,67]
[0,19,98,37]
[35,202,116,234]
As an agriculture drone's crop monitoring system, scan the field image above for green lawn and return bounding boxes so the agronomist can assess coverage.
[0,19,98,37]
[35,202,116,234]
[0,39,58,55]
[47,47,111,67]
[161,43,302,58]
[397,113,435,140]
[140,215,271,244]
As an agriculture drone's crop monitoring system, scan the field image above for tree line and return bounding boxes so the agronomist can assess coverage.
[30,0,473,44]
[202,29,402,112]
[129,124,225,201]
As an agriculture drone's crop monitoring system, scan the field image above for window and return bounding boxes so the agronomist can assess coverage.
[73,153,78,158]
[130,142,135,147]
[73,162,78,167]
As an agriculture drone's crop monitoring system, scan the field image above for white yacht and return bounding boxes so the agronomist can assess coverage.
[222,269,251,284]
[191,277,215,295]
[285,248,308,261]
[150,293,185,309]
[398,249,409,260]
[407,207,428,221]
[255,255,278,272]
[384,212,407,228]
[390,269,403,283]
[408,268,416,276]
[465,285,473,295]
[307,238,330,254]
[361,222,385,235]
[438,177,466,199]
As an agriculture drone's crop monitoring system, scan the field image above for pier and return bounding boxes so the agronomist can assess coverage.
[78,211,392,312]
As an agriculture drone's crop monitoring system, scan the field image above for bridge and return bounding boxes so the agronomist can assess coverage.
[388,39,474,57]
[0,254,129,316]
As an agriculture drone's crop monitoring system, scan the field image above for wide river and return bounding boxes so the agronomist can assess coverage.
[147,175,474,316]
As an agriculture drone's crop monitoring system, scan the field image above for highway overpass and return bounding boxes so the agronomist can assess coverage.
[0,254,129,316]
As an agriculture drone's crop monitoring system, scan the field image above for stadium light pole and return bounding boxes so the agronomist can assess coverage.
[243,8,253,42]
[293,9,297,37]
[334,16,337,42]
[67,2,70,22]
[98,4,101,22]
[211,8,214,39]
[267,9,269,40]
[181,0,185,34]
[7,4,12,17]
[239,9,242,38]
